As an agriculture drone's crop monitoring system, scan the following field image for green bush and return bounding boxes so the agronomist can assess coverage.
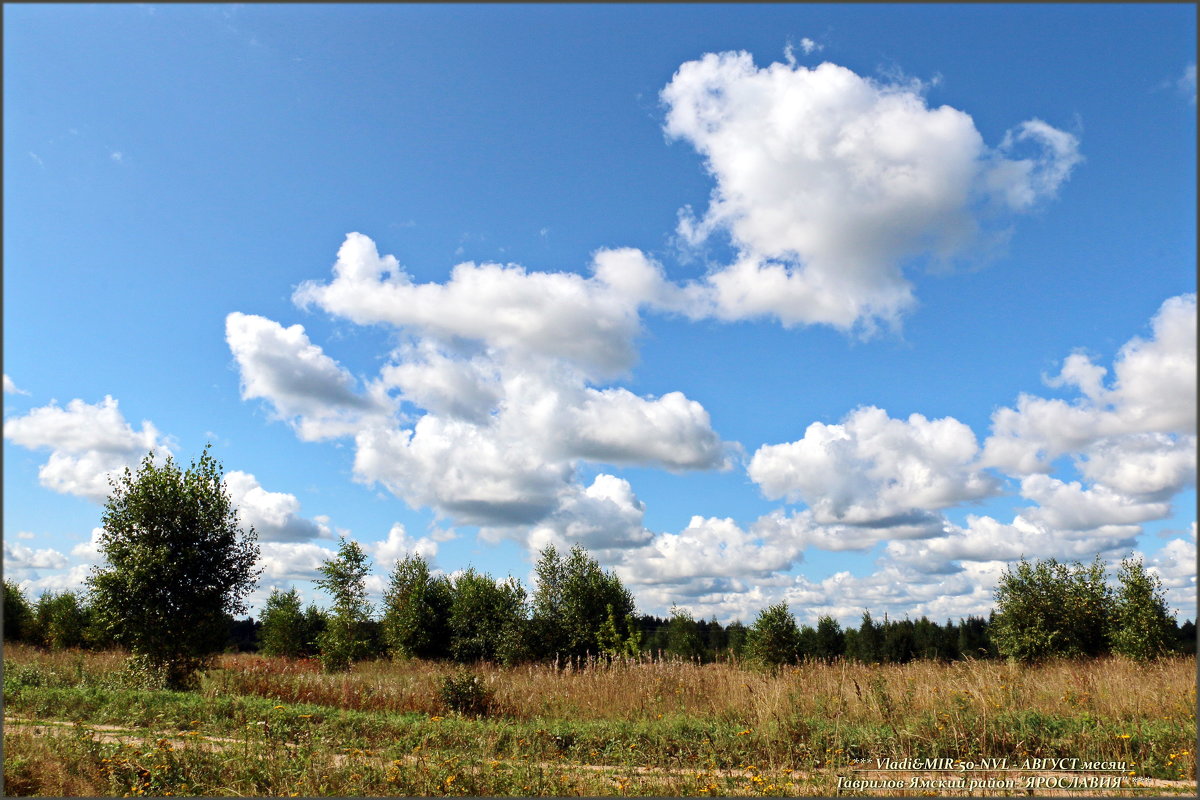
[438,670,493,717]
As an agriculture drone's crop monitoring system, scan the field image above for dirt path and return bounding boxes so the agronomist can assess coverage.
[6,717,1195,795]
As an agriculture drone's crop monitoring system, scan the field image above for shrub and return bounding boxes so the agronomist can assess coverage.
[438,670,493,717]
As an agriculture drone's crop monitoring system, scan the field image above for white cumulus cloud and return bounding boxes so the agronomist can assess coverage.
[3,396,172,502]
[223,470,333,543]
[748,405,999,524]
[661,51,1081,332]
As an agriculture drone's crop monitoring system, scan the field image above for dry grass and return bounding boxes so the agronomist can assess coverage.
[203,649,1196,727]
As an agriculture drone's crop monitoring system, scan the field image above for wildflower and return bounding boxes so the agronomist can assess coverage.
[737,729,752,736]
[274,705,285,710]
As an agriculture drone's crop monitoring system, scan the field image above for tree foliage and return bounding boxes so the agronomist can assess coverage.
[3,581,33,642]
[315,537,375,672]
[745,602,800,667]
[530,545,635,661]
[86,448,260,688]
[990,557,1110,663]
[259,588,309,658]
[1109,556,1176,661]
[447,569,527,664]
[381,554,452,660]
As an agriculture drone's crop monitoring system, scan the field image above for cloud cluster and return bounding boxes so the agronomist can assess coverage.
[3,396,171,502]
[224,470,334,543]
[231,234,732,538]
[661,51,1080,332]
[748,406,999,524]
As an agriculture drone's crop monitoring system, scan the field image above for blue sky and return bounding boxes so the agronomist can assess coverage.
[4,4,1195,625]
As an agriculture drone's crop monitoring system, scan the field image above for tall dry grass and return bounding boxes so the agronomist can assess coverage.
[201,650,1195,728]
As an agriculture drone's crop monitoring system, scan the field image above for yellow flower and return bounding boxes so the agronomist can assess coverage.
[274,705,286,710]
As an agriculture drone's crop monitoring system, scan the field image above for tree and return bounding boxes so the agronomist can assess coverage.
[3,581,33,642]
[315,537,375,672]
[847,611,882,663]
[87,448,261,689]
[259,588,307,658]
[813,615,845,662]
[447,569,527,664]
[530,545,635,661]
[1109,556,1175,661]
[990,557,1110,663]
[667,606,706,662]
[34,590,89,650]
[381,554,452,660]
[744,602,800,667]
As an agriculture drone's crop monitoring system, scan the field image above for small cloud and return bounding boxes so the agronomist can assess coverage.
[16,531,35,540]
[110,151,124,163]
[4,374,30,395]
[539,227,550,239]
[799,37,822,55]
[28,152,44,168]
[1179,62,1196,104]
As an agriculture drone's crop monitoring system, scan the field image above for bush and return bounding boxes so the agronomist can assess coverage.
[438,670,493,717]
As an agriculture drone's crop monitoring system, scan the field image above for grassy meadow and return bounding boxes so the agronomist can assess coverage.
[3,644,1195,796]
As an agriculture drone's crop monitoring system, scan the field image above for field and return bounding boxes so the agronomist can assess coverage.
[3,645,1195,797]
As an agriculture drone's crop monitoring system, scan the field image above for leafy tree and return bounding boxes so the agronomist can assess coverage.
[530,545,635,661]
[301,604,328,657]
[381,554,452,660]
[87,448,261,689]
[724,620,748,659]
[315,537,375,672]
[990,557,1110,663]
[744,602,800,667]
[3,581,33,642]
[1109,556,1175,661]
[34,591,89,649]
[667,606,706,662]
[259,588,307,658]
[447,569,527,664]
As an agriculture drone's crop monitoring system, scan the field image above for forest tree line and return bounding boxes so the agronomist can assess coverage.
[4,448,1194,689]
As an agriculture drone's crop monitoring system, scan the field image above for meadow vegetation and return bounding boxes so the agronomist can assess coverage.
[4,643,1195,796]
